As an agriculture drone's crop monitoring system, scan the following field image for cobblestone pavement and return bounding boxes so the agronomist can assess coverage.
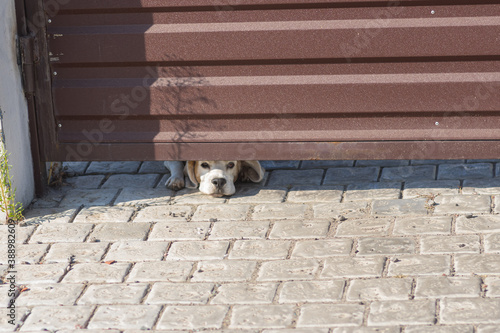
[3,159,500,332]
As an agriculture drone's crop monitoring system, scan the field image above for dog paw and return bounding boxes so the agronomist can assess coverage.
[165,176,185,191]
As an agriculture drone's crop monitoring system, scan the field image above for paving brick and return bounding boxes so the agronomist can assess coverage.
[64,175,105,189]
[62,263,131,283]
[477,326,499,333]
[324,166,380,185]
[280,280,344,303]
[492,197,500,214]
[357,237,415,255]
[0,225,35,244]
[172,188,227,204]
[495,163,500,178]
[102,174,160,189]
[229,240,291,260]
[262,329,325,333]
[20,305,94,331]
[30,223,93,243]
[63,161,90,176]
[269,220,330,239]
[105,241,168,262]
[268,169,324,186]
[415,277,481,299]
[88,305,162,329]
[60,330,122,333]
[261,160,300,170]
[455,254,500,274]
[438,163,493,180]
[30,192,64,209]
[23,208,78,224]
[16,283,84,306]
[291,239,352,258]
[88,222,151,242]
[468,159,500,163]
[403,180,460,198]
[139,161,168,174]
[167,241,229,260]
[157,305,228,330]
[44,242,109,263]
[331,328,400,333]
[123,331,181,333]
[393,216,452,235]
[321,256,385,278]
[74,206,135,223]
[441,298,500,324]
[192,204,250,222]
[336,217,392,237]
[301,160,354,168]
[297,303,364,327]
[484,277,500,297]
[228,187,287,204]
[347,278,412,301]
[127,261,194,282]
[0,244,48,265]
[257,259,320,281]
[192,260,256,282]
[287,186,343,203]
[15,263,68,284]
[59,189,119,207]
[0,285,11,307]
[133,205,192,222]
[149,222,210,241]
[462,178,500,195]
[113,187,173,206]
[357,160,410,167]
[405,326,472,333]
[368,300,436,326]
[420,235,480,254]
[30,194,63,209]
[388,255,451,277]
[86,161,141,174]
[314,201,371,219]
[230,305,295,329]
[212,283,277,304]
[412,159,465,165]
[433,195,491,215]
[345,182,401,201]
[0,307,28,330]
[78,283,148,305]
[252,203,307,220]
[372,198,429,216]
[484,233,500,253]
[208,221,270,240]
[380,165,436,182]
[145,282,214,304]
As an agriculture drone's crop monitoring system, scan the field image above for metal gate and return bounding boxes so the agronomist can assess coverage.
[17,0,500,164]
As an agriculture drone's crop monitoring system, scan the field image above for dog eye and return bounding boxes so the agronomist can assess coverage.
[227,162,235,169]
[201,162,210,169]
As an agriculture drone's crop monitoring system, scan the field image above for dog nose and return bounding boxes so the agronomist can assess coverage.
[211,178,227,189]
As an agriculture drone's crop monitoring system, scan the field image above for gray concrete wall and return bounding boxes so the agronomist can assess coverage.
[0,1,35,219]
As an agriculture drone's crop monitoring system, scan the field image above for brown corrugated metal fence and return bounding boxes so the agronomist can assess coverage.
[31,1,500,160]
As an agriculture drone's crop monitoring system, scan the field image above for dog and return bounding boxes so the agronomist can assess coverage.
[164,161,265,196]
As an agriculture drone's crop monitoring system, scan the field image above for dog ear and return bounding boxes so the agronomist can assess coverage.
[184,161,199,188]
[239,161,265,183]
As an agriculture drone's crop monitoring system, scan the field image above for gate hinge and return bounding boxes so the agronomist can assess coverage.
[19,34,39,95]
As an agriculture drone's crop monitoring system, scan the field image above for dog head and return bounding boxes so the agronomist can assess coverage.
[185,161,265,196]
